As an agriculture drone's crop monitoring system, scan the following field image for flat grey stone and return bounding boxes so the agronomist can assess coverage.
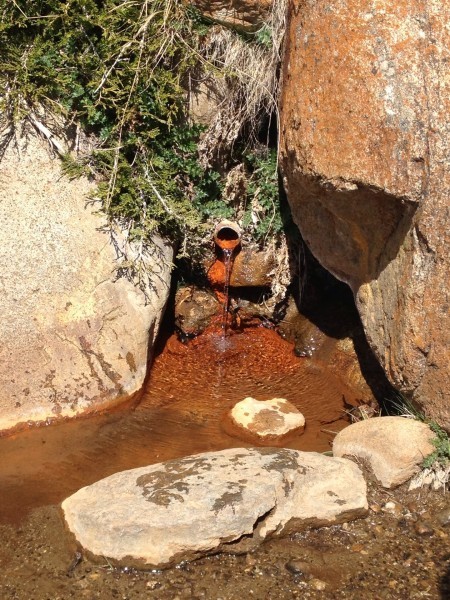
[62,448,367,568]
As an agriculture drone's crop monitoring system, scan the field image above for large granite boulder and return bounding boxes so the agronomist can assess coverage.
[62,447,367,568]
[0,129,173,433]
[280,0,450,428]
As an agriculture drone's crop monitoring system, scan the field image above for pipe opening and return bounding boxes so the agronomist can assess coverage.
[214,221,241,251]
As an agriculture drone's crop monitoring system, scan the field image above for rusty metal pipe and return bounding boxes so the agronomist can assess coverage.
[213,220,241,251]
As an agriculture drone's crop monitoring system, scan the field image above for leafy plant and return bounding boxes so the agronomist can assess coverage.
[422,421,450,469]
[242,148,283,243]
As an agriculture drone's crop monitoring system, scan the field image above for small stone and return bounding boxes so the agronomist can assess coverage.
[414,520,434,536]
[285,560,313,579]
[370,503,381,513]
[146,581,162,590]
[227,397,305,442]
[333,417,435,488]
[403,557,412,568]
[175,287,220,337]
[245,554,257,566]
[351,543,364,553]
[309,578,327,591]
[436,507,450,526]
[389,580,398,589]
[383,501,400,514]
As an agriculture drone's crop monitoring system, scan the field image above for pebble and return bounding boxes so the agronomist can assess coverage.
[370,503,381,513]
[285,560,313,580]
[383,501,401,515]
[351,543,364,553]
[309,578,327,591]
[436,507,450,527]
[374,525,384,536]
[413,520,434,536]
[403,557,412,568]
[245,554,257,566]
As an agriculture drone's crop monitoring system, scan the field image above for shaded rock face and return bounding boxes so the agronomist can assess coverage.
[62,447,367,568]
[333,416,435,489]
[190,0,273,31]
[0,132,173,433]
[280,0,450,427]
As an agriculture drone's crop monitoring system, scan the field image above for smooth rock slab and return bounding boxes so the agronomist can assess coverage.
[62,448,367,568]
[333,416,435,488]
[228,397,305,442]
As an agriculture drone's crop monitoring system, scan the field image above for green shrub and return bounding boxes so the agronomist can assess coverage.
[422,421,450,469]
[243,148,283,243]
[0,0,286,264]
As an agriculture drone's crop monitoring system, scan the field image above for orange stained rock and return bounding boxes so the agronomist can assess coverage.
[207,260,228,303]
[207,259,226,288]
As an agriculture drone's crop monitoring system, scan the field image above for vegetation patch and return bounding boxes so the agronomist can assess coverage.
[0,0,288,282]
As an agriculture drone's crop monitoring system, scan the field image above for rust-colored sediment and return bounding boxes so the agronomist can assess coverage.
[207,259,227,289]
[215,238,240,251]
[0,324,361,524]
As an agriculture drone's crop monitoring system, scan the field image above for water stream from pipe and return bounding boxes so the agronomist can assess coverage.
[221,248,234,336]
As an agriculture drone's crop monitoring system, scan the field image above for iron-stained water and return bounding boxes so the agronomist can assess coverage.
[0,325,358,524]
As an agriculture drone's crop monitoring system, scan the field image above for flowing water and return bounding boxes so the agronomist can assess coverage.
[0,323,358,525]
[221,248,234,335]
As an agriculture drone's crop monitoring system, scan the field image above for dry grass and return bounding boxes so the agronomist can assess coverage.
[195,0,287,167]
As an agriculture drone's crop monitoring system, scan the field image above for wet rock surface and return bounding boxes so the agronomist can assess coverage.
[333,417,435,488]
[175,287,220,337]
[1,478,449,599]
[227,397,305,443]
[229,246,275,288]
[61,448,367,568]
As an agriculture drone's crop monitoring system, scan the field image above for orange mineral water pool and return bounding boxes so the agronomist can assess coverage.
[0,324,358,524]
